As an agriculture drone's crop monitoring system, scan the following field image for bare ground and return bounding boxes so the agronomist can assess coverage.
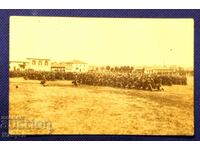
[9,77,194,135]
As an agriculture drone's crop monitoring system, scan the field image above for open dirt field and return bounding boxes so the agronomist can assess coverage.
[9,77,194,135]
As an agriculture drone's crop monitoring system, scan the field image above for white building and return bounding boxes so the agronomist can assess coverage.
[25,58,51,71]
[51,60,88,72]
[10,58,88,72]
[65,60,88,72]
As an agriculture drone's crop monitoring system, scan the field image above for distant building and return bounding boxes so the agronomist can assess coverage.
[9,58,88,72]
[51,62,65,72]
[9,61,28,71]
[25,58,51,71]
[65,60,88,72]
[146,68,176,75]
[144,66,189,75]
[51,60,88,72]
[134,68,145,73]
[184,68,194,76]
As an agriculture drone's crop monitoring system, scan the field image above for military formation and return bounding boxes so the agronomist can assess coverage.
[9,70,187,91]
[75,72,187,91]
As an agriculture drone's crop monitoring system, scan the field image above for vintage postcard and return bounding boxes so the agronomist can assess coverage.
[9,16,194,135]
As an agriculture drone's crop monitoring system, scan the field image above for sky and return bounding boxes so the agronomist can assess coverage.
[10,16,194,68]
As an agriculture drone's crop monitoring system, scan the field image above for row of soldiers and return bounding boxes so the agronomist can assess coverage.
[74,72,162,91]
[9,71,187,91]
[9,71,75,81]
[74,72,187,91]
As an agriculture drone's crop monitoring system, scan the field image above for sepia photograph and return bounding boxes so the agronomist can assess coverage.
[9,16,194,135]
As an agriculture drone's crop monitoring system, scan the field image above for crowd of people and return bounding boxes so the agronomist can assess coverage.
[9,70,187,91]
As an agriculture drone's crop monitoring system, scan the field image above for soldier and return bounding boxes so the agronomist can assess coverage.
[72,80,79,86]
[40,75,46,87]
[146,77,153,91]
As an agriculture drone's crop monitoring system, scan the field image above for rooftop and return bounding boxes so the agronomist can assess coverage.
[65,60,87,64]
[26,58,50,60]
[51,63,65,68]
